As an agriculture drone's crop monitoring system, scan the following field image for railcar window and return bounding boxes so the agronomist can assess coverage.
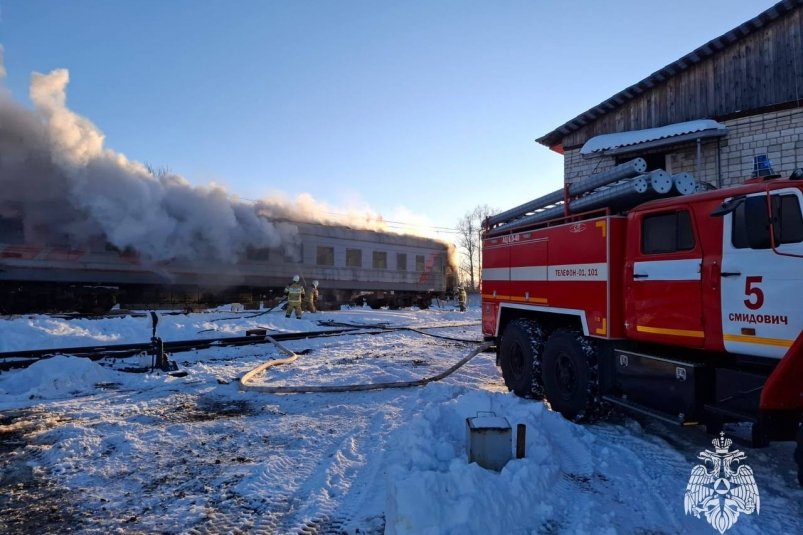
[397,253,407,271]
[415,255,425,272]
[0,218,24,244]
[641,211,694,254]
[316,246,335,266]
[283,243,303,263]
[246,247,271,261]
[346,248,362,268]
[732,194,803,249]
[372,251,387,269]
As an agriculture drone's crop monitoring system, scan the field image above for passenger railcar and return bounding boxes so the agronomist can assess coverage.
[0,218,456,313]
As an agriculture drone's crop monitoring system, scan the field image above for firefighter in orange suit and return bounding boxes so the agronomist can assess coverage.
[308,280,320,313]
[284,275,305,319]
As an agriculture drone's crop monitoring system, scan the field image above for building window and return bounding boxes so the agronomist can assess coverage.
[415,254,425,272]
[397,253,407,271]
[316,246,335,266]
[372,251,387,269]
[641,211,694,254]
[346,248,362,268]
[732,194,803,249]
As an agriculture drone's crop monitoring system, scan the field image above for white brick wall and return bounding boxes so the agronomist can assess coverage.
[562,107,803,189]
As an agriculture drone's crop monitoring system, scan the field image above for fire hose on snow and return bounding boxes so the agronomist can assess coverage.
[239,334,493,394]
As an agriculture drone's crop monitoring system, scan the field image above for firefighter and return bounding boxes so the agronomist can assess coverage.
[308,280,320,313]
[284,275,305,319]
[457,286,467,312]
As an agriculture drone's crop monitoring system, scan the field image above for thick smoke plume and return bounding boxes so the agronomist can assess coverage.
[0,65,306,261]
[0,59,445,265]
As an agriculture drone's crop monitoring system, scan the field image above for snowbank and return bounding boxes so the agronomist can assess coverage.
[0,354,115,399]
[384,389,697,534]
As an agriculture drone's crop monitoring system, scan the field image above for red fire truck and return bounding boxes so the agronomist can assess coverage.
[482,164,803,485]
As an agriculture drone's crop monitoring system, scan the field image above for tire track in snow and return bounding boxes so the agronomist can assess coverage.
[188,398,399,535]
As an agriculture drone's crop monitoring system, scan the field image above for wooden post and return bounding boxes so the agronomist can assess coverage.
[516,423,526,459]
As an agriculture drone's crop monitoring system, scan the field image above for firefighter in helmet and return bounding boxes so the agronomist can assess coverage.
[308,280,320,313]
[284,274,305,319]
[457,285,467,312]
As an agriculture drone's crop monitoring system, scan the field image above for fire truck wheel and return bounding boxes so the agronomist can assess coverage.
[499,318,545,399]
[795,422,803,487]
[541,330,599,422]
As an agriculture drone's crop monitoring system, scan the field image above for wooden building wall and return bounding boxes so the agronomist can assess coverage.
[561,7,803,150]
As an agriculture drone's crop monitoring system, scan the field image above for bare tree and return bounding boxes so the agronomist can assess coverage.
[456,204,495,291]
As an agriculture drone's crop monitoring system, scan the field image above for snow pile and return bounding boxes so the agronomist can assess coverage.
[385,389,700,534]
[0,355,115,399]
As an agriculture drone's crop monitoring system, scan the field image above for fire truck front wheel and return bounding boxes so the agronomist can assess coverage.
[499,318,545,399]
[541,330,599,422]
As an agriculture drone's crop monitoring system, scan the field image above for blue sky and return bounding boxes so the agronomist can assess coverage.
[0,0,774,240]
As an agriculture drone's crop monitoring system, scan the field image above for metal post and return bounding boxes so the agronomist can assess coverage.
[516,423,526,459]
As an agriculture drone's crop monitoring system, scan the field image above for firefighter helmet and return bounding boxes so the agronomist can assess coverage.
[292,275,300,283]
[312,280,319,288]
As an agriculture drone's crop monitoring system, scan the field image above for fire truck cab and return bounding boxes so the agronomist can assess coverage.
[482,173,803,485]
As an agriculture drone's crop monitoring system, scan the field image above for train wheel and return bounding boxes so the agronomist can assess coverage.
[499,318,544,399]
[541,330,599,421]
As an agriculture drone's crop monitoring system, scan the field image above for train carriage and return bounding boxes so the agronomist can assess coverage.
[0,218,456,313]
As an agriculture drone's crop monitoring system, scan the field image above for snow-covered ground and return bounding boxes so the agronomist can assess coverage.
[0,304,800,534]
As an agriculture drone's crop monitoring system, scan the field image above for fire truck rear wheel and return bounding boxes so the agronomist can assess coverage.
[499,318,545,399]
[541,330,599,422]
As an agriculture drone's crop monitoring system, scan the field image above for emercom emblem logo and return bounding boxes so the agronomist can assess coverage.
[684,432,760,533]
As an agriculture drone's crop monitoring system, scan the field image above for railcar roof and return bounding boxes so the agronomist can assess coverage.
[292,220,453,249]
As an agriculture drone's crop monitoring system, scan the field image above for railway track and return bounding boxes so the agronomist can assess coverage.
[0,321,483,371]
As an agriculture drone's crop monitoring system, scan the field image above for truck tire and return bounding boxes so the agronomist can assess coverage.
[795,422,803,487]
[541,330,599,422]
[499,318,545,399]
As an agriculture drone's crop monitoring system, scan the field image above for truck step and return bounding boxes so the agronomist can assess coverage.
[602,395,699,426]
[703,403,758,423]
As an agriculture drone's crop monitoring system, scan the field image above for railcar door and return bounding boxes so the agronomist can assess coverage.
[720,188,803,359]
[625,206,705,347]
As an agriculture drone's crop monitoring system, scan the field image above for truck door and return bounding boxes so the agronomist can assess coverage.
[720,188,803,359]
[481,235,511,336]
[626,207,705,347]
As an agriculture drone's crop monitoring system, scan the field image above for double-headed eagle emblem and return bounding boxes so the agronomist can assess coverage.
[684,432,760,533]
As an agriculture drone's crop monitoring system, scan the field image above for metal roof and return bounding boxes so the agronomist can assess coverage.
[580,119,727,156]
[536,0,803,150]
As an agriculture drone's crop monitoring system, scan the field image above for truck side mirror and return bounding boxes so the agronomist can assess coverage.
[710,196,744,217]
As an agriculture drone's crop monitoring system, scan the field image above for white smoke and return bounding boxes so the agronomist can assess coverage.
[0,64,305,262]
[0,57,452,266]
